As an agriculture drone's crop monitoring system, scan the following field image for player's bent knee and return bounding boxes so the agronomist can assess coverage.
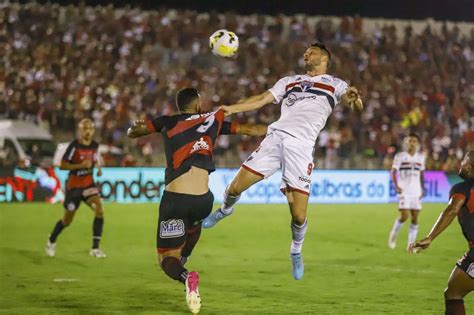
[227,181,243,196]
[444,287,464,300]
[157,249,181,265]
[291,213,307,226]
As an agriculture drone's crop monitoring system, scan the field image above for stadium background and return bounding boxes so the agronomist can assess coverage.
[1,1,474,314]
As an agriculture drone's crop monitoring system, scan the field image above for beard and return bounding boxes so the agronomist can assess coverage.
[304,62,315,72]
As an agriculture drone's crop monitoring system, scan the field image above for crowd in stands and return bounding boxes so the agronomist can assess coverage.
[1,3,473,170]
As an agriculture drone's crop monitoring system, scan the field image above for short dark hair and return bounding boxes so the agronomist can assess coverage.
[311,42,332,65]
[408,133,420,142]
[176,88,199,112]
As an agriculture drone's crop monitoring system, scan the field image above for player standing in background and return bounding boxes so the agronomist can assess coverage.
[45,118,106,258]
[202,42,363,280]
[409,151,474,315]
[127,87,266,314]
[388,134,425,250]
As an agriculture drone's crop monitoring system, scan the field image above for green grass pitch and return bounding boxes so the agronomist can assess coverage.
[1,202,473,314]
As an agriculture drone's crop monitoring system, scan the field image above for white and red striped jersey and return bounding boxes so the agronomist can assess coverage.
[392,151,426,196]
[268,74,349,145]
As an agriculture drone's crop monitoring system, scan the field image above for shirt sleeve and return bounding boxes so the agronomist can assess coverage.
[61,142,76,163]
[146,116,167,133]
[333,78,349,104]
[392,153,401,171]
[219,121,238,135]
[449,182,467,201]
[268,76,290,104]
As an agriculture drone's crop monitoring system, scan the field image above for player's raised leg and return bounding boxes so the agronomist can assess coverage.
[388,209,409,249]
[407,209,420,250]
[444,266,474,315]
[286,188,309,280]
[46,209,76,257]
[86,194,106,258]
[202,166,263,228]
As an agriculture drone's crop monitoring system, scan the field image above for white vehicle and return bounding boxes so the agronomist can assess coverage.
[0,120,56,167]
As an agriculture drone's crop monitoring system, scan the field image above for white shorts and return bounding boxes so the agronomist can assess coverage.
[398,194,422,210]
[242,130,314,195]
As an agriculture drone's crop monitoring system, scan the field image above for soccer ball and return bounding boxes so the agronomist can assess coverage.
[209,29,239,58]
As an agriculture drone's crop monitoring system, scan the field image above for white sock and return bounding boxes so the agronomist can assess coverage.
[221,186,240,214]
[390,218,404,237]
[408,224,419,245]
[290,219,308,254]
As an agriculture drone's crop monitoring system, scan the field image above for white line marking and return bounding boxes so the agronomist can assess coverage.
[53,278,79,282]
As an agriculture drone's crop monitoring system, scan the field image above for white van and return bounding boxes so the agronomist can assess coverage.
[0,120,56,167]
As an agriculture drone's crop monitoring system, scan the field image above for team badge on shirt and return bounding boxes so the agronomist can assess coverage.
[300,80,313,92]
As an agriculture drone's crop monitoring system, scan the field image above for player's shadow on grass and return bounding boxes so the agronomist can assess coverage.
[1,246,88,268]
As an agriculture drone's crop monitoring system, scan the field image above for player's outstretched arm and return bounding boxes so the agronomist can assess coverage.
[341,87,363,112]
[127,120,151,138]
[408,194,466,253]
[235,124,268,136]
[221,91,275,116]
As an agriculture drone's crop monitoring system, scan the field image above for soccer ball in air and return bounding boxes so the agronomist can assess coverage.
[209,29,239,57]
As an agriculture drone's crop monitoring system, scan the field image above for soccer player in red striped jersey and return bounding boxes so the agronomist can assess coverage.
[127,87,266,314]
[409,151,474,315]
[46,118,106,258]
[203,42,363,280]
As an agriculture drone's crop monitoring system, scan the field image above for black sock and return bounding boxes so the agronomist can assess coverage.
[445,299,465,315]
[49,220,67,243]
[181,225,202,258]
[161,257,188,284]
[92,217,104,249]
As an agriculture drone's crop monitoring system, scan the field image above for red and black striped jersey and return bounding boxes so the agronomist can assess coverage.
[450,178,474,245]
[146,109,237,185]
[61,140,99,189]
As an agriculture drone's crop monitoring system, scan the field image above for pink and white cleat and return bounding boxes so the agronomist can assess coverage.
[185,271,201,314]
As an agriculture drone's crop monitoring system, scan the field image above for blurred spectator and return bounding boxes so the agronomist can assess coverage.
[2,4,473,170]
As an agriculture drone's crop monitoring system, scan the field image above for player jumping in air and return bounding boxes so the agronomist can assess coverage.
[388,133,425,250]
[127,88,266,314]
[202,42,363,280]
[46,118,106,258]
[409,150,474,315]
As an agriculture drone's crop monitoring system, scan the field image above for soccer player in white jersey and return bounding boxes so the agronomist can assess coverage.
[202,42,363,280]
[388,133,426,250]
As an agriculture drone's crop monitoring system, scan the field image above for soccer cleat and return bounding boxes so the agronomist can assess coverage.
[185,271,201,314]
[45,239,56,257]
[202,208,232,229]
[388,232,397,249]
[89,248,107,258]
[290,253,304,280]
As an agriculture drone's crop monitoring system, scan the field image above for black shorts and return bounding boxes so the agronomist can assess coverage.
[157,190,214,254]
[456,249,474,279]
[63,185,100,212]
